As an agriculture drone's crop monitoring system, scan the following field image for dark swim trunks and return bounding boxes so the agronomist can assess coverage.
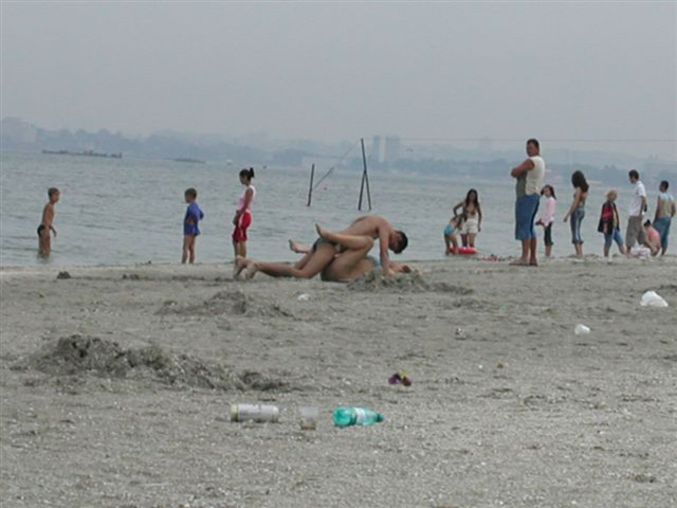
[37,225,46,237]
[312,237,338,252]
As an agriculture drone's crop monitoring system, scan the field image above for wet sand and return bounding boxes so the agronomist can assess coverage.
[1,256,676,507]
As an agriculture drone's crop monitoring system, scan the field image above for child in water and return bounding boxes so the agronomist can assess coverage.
[597,190,625,258]
[444,215,463,255]
[232,167,256,260]
[182,188,204,264]
[38,187,60,258]
[536,184,556,258]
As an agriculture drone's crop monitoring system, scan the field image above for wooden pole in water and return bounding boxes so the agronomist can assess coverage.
[307,163,315,207]
[358,138,372,211]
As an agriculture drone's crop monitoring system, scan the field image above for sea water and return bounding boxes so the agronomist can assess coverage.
[0,151,629,267]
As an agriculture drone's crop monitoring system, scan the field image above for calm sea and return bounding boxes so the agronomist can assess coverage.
[0,151,653,268]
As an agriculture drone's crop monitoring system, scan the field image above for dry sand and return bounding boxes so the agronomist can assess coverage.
[1,256,676,508]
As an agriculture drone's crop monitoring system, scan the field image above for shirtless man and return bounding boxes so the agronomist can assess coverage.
[38,187,60,258]
[235,215,408,279]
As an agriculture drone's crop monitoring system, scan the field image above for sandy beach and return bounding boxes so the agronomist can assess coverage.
[1,256,676,508]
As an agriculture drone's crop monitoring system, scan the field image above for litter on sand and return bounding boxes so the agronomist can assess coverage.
[640,291,669,308]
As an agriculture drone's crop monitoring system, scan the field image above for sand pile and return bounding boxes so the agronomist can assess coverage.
[347,271,473,295]
[21,335,291,392]
[157,290,294,318]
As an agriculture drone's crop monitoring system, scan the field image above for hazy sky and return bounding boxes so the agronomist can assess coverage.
[2,1,676,158]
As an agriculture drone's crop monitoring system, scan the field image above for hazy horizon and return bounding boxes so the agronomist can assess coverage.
[2,2,676,159]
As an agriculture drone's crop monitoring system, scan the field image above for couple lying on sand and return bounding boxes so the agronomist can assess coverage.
[234,215,413,282]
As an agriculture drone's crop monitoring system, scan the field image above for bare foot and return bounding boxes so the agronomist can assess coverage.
[529,259,539,267]
[233,256,248,279]
[243,260,258,280]
[288,239,303,254]
[510,258,529,266]
[315,223,330,240]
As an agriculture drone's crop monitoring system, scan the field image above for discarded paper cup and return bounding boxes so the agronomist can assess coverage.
[299,406,319,430]
[574,324,591,335]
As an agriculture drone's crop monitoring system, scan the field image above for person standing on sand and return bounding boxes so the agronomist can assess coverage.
[625,169,648,256]
[37,187,60,258]
[452,189,482,248]
[232,167,256,261]
[182,188,204,264]
[235,215,408,279]
[563,170,589,258]
[510,139,545,266]
[653,180,674,256]
[597,190,626,258]
[536,184,556,258]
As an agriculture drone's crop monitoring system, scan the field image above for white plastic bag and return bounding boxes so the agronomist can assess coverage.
[640,291,668,308]
[574,324,591,335]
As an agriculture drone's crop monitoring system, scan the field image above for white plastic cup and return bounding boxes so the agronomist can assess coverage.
[574,324,591,335]
[299,406,319,430]
[230,404,280,423]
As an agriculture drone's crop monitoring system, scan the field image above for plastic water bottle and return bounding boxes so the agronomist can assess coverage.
[333,407,384,428]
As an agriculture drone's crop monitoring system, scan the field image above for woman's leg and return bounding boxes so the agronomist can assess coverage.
[614,230,626,255]
[467,233,476,248]
[289,240,311,254]
[246,243,337,279]
[322,257,376,283]
[603,234,612,257]
[570,216,577,254]
[320,239,375,282]
[316,224,373,250]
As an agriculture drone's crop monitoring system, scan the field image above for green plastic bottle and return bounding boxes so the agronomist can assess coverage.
[333,407,384,428]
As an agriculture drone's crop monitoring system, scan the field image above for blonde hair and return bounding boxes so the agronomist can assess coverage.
[606,189,617,200]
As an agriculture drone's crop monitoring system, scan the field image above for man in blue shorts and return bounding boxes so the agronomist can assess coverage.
[510,139,545,266]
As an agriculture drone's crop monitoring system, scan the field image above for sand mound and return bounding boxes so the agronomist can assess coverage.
[22,335,291,392]
[157,290,293,318]
[347,271,473,295]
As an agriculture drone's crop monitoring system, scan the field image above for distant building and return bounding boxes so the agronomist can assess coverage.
[370,136,382,163]
[644,156,677,174]
[384,136,401,162]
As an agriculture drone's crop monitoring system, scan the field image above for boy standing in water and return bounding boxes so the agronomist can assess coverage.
[182,188,204,264]
[38,187,60,258]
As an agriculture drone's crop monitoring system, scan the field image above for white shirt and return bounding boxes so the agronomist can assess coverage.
[525,156,545,196]
[628,181,646,217]
[237,184,256,212]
